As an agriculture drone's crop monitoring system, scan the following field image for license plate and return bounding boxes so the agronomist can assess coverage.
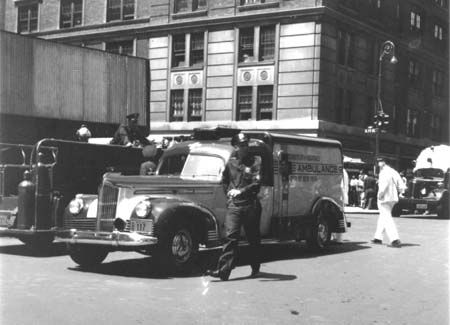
[0,213,16,227]
[130,220,153,233]
[416,203,428,210]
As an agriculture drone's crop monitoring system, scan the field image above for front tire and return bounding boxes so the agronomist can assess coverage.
[154,223,199,273]
[68,244,109,268]
[19,233,54,249]
[437,192,449,219]
[306,213,331,251]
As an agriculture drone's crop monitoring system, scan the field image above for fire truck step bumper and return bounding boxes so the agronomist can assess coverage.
[0,227,54,237]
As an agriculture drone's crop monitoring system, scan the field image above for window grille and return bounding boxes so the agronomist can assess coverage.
[237,87,253,120]
[171,90,185,122]
[188,89,202,121]
[257,86,273,120]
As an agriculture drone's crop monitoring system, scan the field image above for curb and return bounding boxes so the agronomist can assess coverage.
[344,207,379,214]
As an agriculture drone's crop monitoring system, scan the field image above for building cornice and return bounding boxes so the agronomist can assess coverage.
[33,6,325,41]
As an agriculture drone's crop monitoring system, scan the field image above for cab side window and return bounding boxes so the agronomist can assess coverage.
[158,154,187,175]
[249,146,273,186]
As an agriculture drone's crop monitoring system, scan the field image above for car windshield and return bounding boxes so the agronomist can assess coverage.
[415,168,444,178]
[181,154,225,181]
[158,154,187,176]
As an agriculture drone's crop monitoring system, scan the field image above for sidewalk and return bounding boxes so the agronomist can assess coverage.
[344,206,378,214]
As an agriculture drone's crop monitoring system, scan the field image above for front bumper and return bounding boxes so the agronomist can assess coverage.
[56,229,158,247]
[397,197,439,212]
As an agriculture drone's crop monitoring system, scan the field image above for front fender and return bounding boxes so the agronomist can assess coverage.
[151,199,219,244]
[310,197,348,232]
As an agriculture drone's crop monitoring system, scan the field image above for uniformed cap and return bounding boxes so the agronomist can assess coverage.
[126,113,139,120]
[231,132,249,146]
[376,157,386,162]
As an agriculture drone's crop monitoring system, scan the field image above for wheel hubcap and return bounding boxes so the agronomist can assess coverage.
[171,230,192,263]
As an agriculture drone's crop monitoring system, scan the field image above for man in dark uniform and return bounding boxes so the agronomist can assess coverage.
[206,132,262,281]
[110,113,150,146]
[364,170,378,210]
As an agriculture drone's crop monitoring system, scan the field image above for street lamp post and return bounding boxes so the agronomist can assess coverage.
[373,40,397,173]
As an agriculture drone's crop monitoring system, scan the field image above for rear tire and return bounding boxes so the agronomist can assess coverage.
[306,213,331,251]
[68,244,109,268]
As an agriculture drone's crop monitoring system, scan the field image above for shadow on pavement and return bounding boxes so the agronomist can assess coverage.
[68,240,370,279]
[212,271,297,282]
[0,242,68,257]
[69,256,204,280]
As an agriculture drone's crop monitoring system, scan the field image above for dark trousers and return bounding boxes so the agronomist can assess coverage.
[364,189,377,209]
[217,201,261,277]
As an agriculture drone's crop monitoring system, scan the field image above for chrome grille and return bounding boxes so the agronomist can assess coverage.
[98,182,118,231]
[64,217,96,231]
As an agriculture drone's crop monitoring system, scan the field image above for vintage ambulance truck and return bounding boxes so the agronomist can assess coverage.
[57,128,349,272]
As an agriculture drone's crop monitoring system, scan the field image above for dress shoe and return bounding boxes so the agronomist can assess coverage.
[250,268,260,278]
[370,239,382,244]
[205,269,220,278]
[205,269,230,281]
[390,240,402,248]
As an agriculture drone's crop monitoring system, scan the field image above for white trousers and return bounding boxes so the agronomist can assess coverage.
[374,201,400,243]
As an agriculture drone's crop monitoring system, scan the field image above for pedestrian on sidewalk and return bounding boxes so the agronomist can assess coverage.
[363,170,378,210]
[371,157,407,247]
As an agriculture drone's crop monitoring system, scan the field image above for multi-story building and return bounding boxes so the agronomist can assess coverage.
[1,0,448,169]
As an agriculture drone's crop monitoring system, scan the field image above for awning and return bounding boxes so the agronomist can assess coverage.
[343,155,366,164]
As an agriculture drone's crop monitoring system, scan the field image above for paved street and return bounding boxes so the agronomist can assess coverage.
[0,213,448,325]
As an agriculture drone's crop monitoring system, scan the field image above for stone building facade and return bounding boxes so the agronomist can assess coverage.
[1,0,448,168]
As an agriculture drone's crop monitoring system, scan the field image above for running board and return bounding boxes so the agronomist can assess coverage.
[199,238,297,251]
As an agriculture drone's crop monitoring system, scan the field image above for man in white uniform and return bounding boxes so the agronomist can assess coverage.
[371,157,406,248]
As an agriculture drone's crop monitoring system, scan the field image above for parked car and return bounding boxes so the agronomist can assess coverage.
[57,128,350,272]
[393,145,450,219]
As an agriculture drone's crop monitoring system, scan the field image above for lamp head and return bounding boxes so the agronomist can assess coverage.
[390,55,398,64]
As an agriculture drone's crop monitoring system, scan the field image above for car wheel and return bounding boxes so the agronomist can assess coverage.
[68,244,109,268]
[19,233,54,249]
[306,212,331,251]
[392,203,401,218]
[155,223,199,273]
[437,192,449,219]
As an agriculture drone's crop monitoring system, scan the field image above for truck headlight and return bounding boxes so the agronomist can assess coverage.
[69,197,83,215]
[135,200,152,218]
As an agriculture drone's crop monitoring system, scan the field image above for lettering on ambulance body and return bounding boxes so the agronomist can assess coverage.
[291,162,343,175]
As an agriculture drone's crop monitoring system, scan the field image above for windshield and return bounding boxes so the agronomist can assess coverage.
[414,168,444,178]
[158,154,187,176]
[181,154,225,181]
